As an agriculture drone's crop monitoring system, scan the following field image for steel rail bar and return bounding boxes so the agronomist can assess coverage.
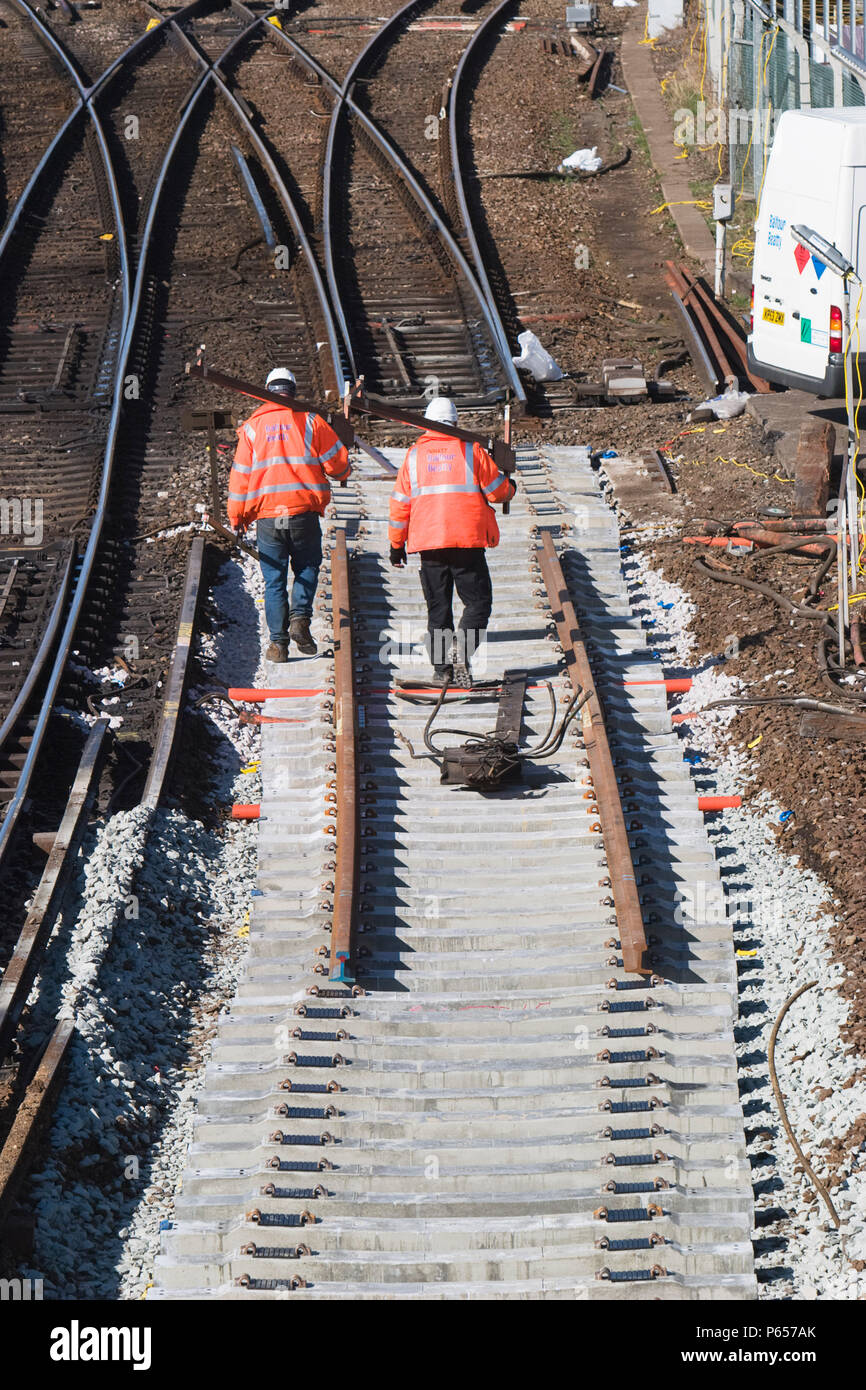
[141,537,205,809]
[167,11,347,398]
[537,530,648,976]
[0,12,266,868]
[0,720,108,1059]
[0,1018,74,1232]
[0,545,76,751]
[0,0,215,786]
[666,286,720,395]
[0,0,209,259]
[240,2,522,402]
[664,261,728,394]
[329,530,358,984]
[318,0,425,383]
[445,0,526,403]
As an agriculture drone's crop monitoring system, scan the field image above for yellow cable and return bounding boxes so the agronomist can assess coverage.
[828,593,866,611]
[679,453,795,484]
[650,199,712,213]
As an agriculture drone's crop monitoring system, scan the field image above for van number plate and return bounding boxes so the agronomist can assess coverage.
[762,307,785,325]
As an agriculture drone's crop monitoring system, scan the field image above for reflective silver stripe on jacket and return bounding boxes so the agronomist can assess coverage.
[227,480,330,501]
[482,470,508,496]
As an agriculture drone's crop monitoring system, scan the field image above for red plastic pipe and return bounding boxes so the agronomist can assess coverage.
[624,678,693,692]
[683,536,754,549]
[232,804,261,819]
[229,688,323,701]
[697,795,741,811]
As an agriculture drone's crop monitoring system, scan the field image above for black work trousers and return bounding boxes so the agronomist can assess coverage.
[418,547,493,668]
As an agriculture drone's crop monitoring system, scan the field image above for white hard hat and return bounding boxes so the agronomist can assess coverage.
[424,396,458,427]
[266,367,297,392]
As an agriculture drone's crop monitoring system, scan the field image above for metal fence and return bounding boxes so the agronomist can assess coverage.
[716,0,866,199]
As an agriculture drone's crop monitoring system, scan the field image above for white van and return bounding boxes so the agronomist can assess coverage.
[748,107,866,396]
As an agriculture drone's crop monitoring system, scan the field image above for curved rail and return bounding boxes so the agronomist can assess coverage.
[0,7,268,865]
[0,0,217,776]
[446,0,523,396]
[243,1,526,403]
[170,12,347,398]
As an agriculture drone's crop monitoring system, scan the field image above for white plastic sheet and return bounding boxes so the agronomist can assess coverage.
[511,330,564,382]
[557,146,603,175]
[698,384,751,419]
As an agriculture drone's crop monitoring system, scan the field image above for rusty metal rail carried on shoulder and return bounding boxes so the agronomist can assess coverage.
[329,531,358,984]
[185,361,517,476]
[537,531,648,975]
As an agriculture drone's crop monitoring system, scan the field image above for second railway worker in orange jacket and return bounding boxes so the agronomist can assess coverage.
[388,396,515,686]
[227,366,350,663]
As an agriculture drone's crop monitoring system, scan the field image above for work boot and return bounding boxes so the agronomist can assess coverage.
[290,615,317,655]
[430,665,454,688]
[265,641,289,663]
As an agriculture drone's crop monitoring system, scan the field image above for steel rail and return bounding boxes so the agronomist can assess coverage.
[0,0,216,778]
[0,0,215,285]
[445,0,526,403]
[318,0,425,383]
[242,2,522,403]
[168,10,347,398]
[0,545,76,752]
[329,529,358,984]
[0,1017,74,1234]
[537,530,648,976]
[141,538,204,809]
[0,9,267,867]
[672,261,771,394]
[0,720,108,1059]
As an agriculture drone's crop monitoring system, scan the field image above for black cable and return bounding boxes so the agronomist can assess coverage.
[693,555,837,633]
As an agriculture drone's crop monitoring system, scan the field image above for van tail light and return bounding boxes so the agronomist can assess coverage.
[830,305,843,354]
[750,284,754,333]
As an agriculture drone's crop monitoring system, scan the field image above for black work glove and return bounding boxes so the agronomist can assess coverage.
[390,545,407,568]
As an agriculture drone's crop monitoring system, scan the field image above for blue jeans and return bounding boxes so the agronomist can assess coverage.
[256,513,323,643]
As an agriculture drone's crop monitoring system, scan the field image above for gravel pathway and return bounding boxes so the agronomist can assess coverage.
[620,513,866,1300]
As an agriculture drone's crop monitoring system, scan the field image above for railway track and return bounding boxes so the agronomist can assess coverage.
[318,0,523,407]
[0,2,760,1298]
[0,0,350,858]
[152,450,755,1299]
[0,0,343,1234]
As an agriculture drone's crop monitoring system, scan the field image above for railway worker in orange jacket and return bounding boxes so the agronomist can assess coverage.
[388,397,516,685]
[228,367,350,662]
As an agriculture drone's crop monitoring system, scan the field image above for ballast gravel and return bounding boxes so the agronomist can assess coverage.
[622,528,866,1301]
[18,551,267,1299]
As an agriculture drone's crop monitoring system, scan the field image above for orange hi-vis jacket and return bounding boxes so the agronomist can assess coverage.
[227,401,350,526]
[388,430,515,552]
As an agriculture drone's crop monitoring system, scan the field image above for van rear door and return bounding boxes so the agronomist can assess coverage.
[750,113,846,390]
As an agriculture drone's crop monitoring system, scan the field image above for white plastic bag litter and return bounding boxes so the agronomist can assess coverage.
[557,146,603,175]
[511,330,564,382]
[612,1,637,7]
[696,383,751,419]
